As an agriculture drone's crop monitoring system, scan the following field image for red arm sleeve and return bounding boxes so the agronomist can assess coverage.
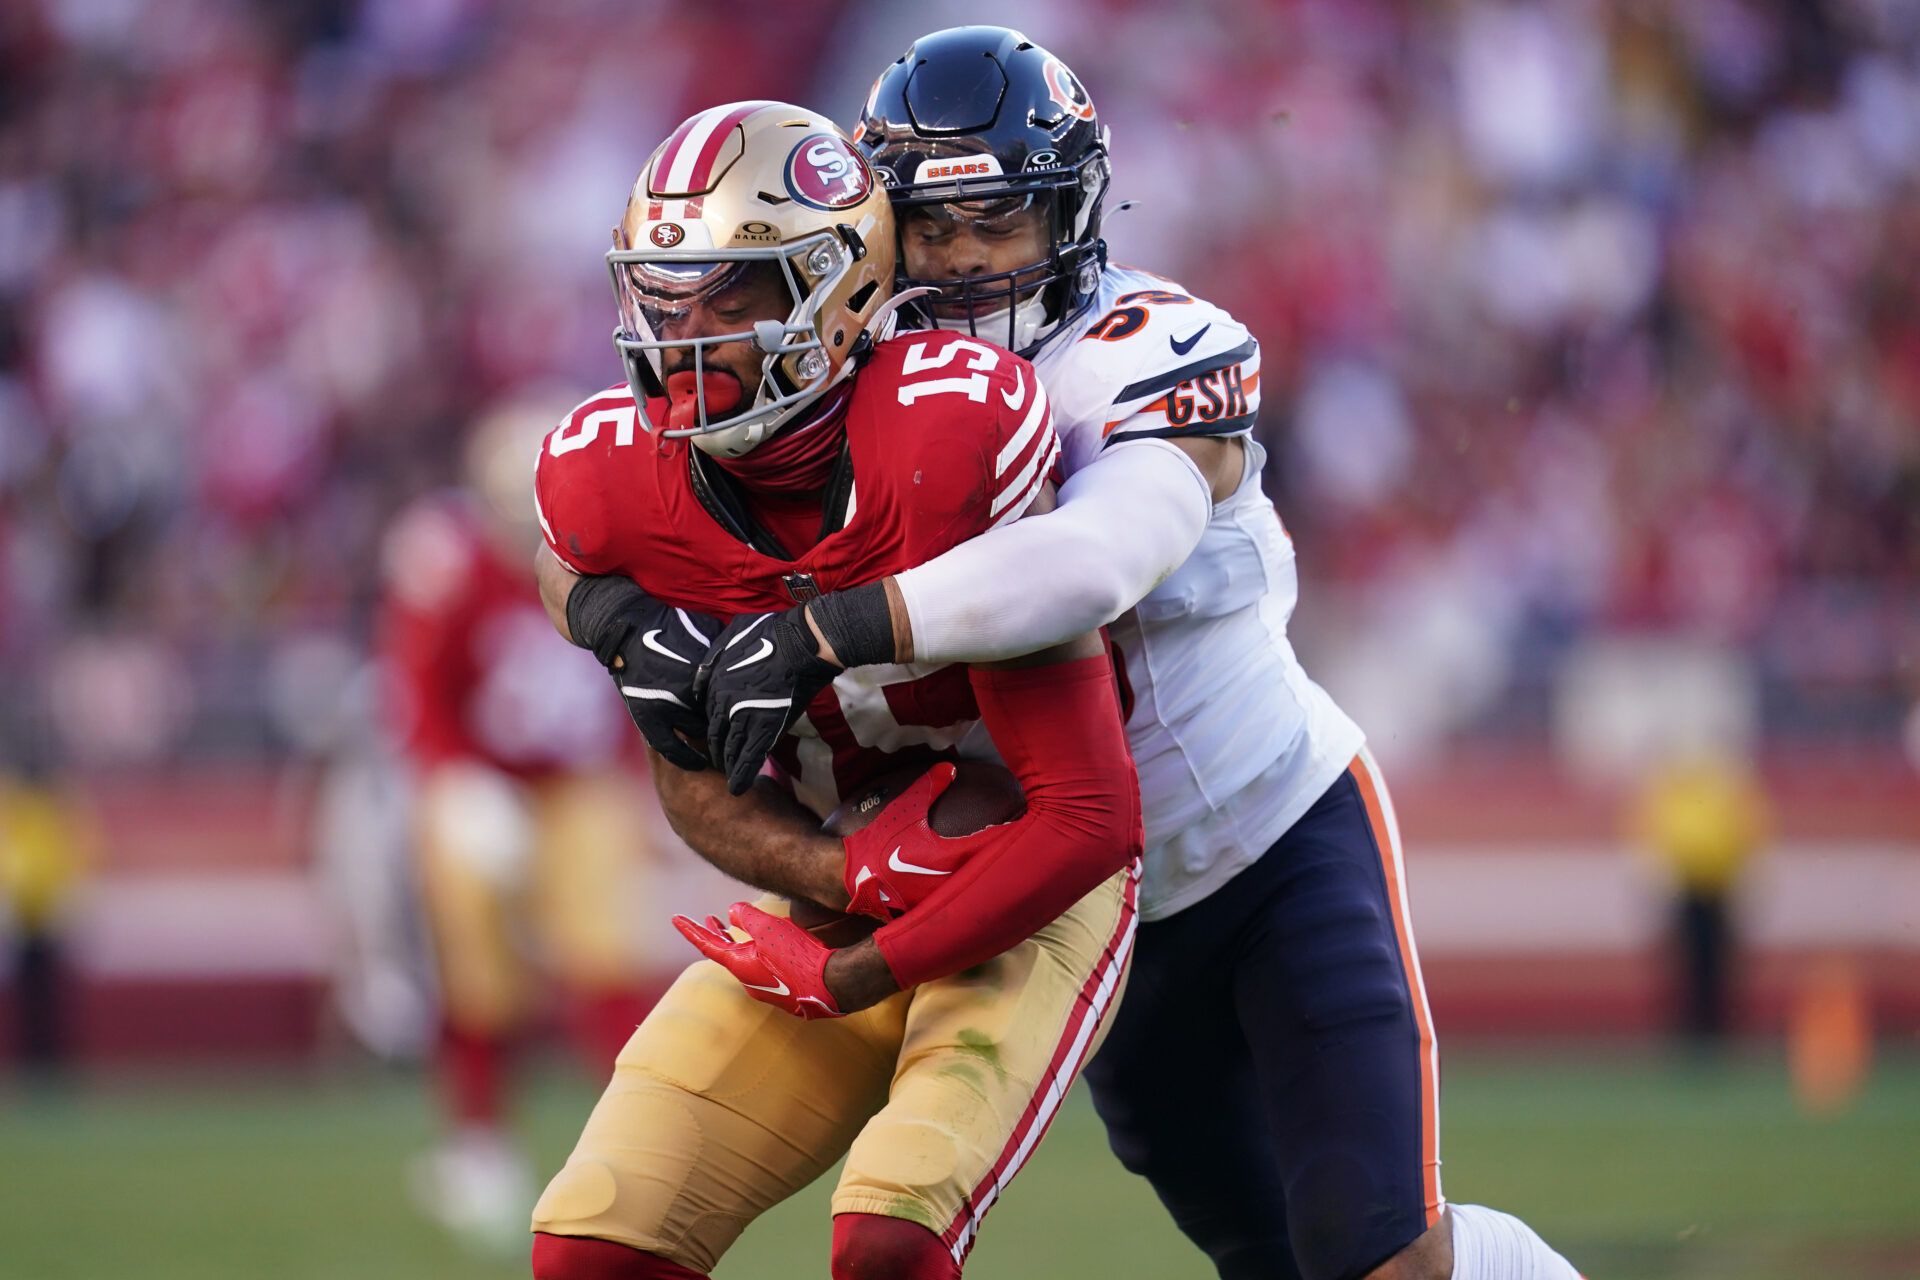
[871,654,1143,989]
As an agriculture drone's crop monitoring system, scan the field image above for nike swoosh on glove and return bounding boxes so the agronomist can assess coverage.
[694,607,841,795]
[566,575,724,772]
[671,902,842,1020]
[842,764,994,920]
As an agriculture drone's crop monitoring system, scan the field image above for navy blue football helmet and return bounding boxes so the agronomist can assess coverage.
[855,26,1111,357]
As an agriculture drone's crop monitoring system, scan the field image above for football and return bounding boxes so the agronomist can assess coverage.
[790,760,1026,944]
[821,758,1026,841]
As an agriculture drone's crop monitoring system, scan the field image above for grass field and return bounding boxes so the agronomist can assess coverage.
[2,1045,1916,1279]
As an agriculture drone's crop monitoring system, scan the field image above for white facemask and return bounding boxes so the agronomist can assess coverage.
[931,287,1053,354]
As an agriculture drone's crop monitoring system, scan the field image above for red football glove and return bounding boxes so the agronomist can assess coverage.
[671,902,843,1020]
[841,764,994,921]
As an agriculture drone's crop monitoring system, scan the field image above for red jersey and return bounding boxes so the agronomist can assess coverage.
[379,495,636,777]
[534,331,1059,816]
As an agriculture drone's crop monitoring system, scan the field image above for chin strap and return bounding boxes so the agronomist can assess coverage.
[865,286,939,340]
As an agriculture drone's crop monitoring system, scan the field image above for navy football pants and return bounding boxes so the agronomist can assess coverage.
[1083,755,1440,1280]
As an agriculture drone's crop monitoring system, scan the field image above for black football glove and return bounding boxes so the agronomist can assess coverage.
[565,574,724,772]
[694,607,842,795]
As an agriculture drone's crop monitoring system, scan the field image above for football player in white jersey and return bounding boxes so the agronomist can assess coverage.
[676,28,1587,1280]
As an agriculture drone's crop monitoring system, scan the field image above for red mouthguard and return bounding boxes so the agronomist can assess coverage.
[665,370,743,432]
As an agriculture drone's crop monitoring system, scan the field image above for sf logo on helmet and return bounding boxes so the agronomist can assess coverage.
[785,134,873,211]
[650,223,686,248]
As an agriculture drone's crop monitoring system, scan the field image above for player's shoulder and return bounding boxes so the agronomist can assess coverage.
[863,328,1033,407]
[1042,265,1262,447]
[540,382,640,462]
[533,381,648,575]
[1045,265,1258,406]
[858,329,1040,448]
[854,330,1056,537]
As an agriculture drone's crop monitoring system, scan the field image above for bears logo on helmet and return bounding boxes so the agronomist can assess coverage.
[1042,57,1095,122]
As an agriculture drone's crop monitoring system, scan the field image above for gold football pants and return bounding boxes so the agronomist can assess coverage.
[532,865,1138,1272]
[416,766,651,1033]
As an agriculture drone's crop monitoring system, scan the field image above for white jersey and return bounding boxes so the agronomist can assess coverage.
[1030,264,1365,920]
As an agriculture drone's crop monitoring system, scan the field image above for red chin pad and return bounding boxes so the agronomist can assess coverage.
[665,370,743,432]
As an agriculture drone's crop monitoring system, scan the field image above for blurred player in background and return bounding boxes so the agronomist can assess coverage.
[679,29,1589,1280]
[525,103,1142,1280]
[376,394,658,1256]
[1632,751,1771,1049]
[0,738,92,1082]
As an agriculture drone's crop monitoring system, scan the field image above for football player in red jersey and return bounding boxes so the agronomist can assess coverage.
[523,104,1142,1280]
[571,31,1586,1280]
[725,30,1584,1280]
[378,395,659,1255]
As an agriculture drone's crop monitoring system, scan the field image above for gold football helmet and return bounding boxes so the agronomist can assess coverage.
[610,102,898,457]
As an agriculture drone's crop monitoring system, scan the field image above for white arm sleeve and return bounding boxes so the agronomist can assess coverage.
[894,437,1214,665]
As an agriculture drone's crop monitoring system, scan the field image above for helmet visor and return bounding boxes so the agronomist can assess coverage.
[607,233,851,437]
[617,258,796,353]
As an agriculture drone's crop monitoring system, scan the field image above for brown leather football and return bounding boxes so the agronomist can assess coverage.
[793,760,1025,945]
[821,759,1025,839]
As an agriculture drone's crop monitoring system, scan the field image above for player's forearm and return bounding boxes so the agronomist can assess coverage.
[652,760,850,909]
[873,651,1142,988]
[822,938,902,1013]
[535,545,582,643]
[891,439,1213,665]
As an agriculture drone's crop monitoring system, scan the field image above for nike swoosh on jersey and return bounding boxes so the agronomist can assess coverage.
[1000,365,1027,410]
[887,847,953,876]
[726,637,775,671]
[743,976,791,996]
[1170,324,1211,356]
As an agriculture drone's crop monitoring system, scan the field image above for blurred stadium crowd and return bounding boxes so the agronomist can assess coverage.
[0,0,1914,768]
